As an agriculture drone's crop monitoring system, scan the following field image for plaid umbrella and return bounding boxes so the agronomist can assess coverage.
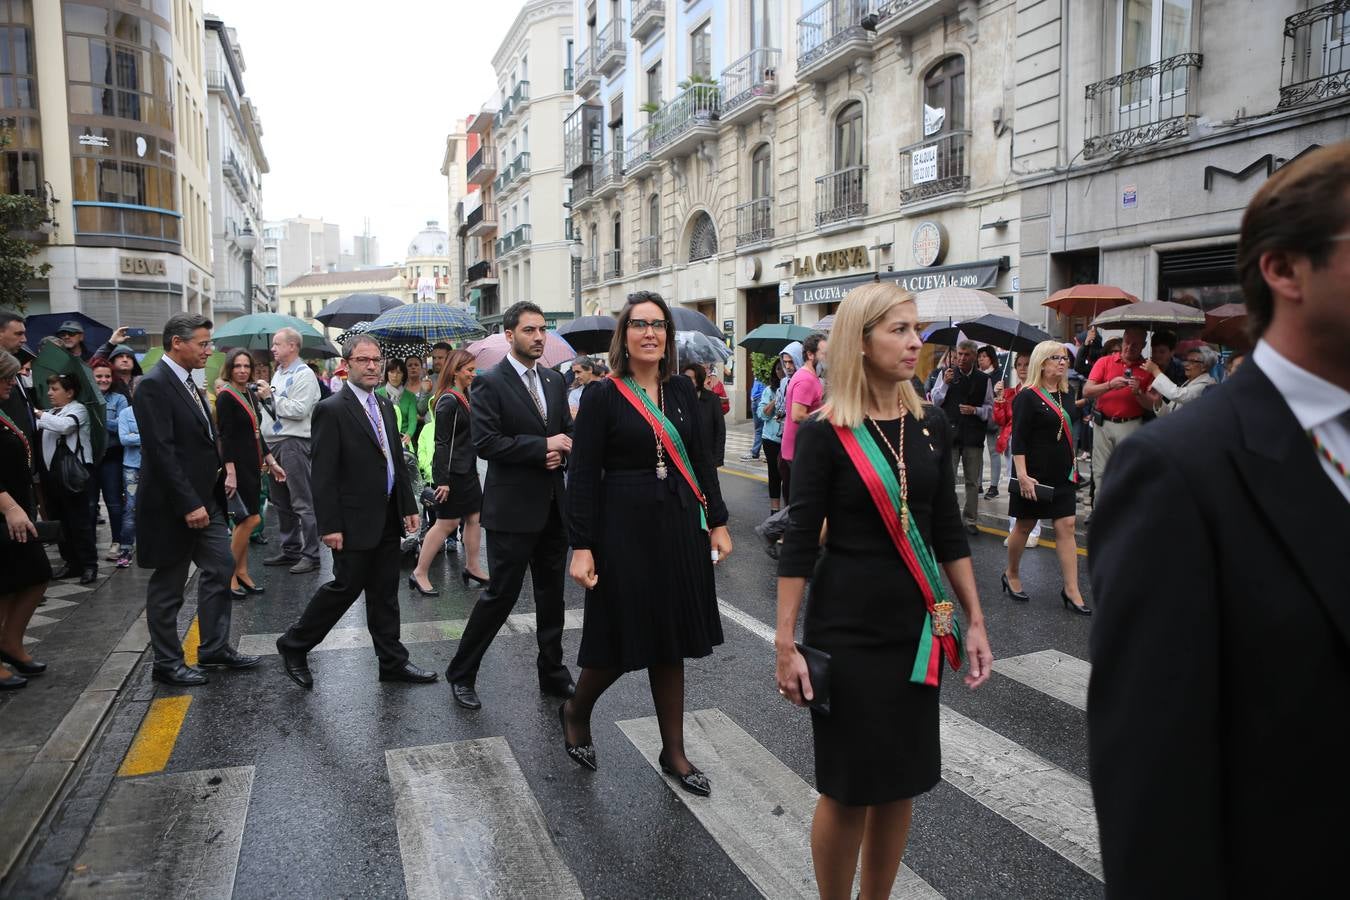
[334,321,433,361]
[367,303,486,344]
[467,332,576,369]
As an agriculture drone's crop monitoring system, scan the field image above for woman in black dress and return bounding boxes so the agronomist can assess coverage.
[216,349,287,597]
[681,361,726,467]
[0,350,52,689]
[563,291,733,795]
[775,283,992,900]
[1004,340,1090,614]
[409,349,487,595]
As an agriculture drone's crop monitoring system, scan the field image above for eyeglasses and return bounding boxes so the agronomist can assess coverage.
[628,319,668,333]
[1047,355,1070,362]
[349,356,385,367]
[1183,357,1206,365]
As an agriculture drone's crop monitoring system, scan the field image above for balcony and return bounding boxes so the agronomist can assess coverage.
[797,0,878,83]
[720,48,781,126]
[564,66,574,91]
[873,0,969,41]
[596,18,627,77]
[214,289,246,313]
[466,144,496,185]
[508,80,530,119]
[593,149,624,199]
[814,165,868,228]
[632,0,665,42]
[571,168,597,210]
[1279,1,1350,108]
[897,130,970,205]
[624,129,656,179]
[581,256,600,287]
[466,204,497,238]
[650,83,720,160]
[495,152,531,195]
[603,248,623,280]
[636,235,661,272]
[495,223,533,258]
[575,48,599,97]
[1084,53,1202,158]
[468,109,495,135]
[466,260,497,285]
[223,150,248,201]
[735,197,774,246]
[564,103,603,174]
[494,101,511,131]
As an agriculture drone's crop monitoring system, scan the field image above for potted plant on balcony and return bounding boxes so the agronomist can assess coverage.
[677,74,720,120]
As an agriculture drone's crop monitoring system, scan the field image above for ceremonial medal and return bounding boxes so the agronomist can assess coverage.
[931,601,955,637]
[655,461,668,480]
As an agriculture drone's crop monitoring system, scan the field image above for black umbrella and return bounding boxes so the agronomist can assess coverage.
[956,314,1054,355]
[24,312,113,361]
[556,315,617,354]
[670,307,723,338]
[314,293,404,329]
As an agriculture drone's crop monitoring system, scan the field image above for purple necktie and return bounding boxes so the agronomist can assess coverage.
[364,393,393,495]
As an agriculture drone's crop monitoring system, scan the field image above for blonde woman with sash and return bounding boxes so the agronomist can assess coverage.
[563,291,733,795]
[775,283,992,899]
[216,349,286,597]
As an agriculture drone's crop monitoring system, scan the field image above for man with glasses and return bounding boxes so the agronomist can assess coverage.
[275,336,436,689]
[446,301,575,710]
[256,327,322,574]
[1083,326,1154,503]
[931,339,994,533]
[134,313,259,686]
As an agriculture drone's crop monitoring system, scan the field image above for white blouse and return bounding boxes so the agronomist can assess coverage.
[37,401,93,467]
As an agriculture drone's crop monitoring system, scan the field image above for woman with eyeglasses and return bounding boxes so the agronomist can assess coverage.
[376,357,419,448]
[1143,345,1219,417]
[1004,340,1090,614]
[216,349,287,597]
[563,292,733,796]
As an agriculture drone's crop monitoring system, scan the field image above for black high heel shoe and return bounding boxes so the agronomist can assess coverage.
[658,752,711,797]
[237,579,264,595]
[1062,591,1092,616]
[460,570,490,587]
[230,585,248,599]
[0,648,46,675]
[558,701,597,771]
[407,574,439,597]
[1001,572,1030,602]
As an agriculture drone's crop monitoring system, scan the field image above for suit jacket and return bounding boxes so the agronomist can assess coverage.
[471,357,573,533]
[311,387,417,552]
[134,360,226,569]
[1087,362,1350,896]
[431,392,475,482]
[0,376,37,448]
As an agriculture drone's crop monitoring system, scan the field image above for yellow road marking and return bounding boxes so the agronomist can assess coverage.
[183,616,200,667]
[117,695,192,777]
[718,466,768,484]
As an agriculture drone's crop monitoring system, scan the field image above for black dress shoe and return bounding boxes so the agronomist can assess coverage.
[230,586,248,599]
[407,574,439,597]
[238,580,265,595]
[379,662,438,684]
[539,677,575,699]
[276,639,313,689]
[659,752,711,797]
[1002,572,1031,603]
[51,565,76,580]
[79,568,98,585]
[1062,591,1093,616]
[460,569,490,587]
[263,553,300,567]
[450,682,481,709]
[0,671,28,690]
[0,649,46,675]
[559,701,597,771]
[249,534,268,545]
[965,523,979,535]
[152,665,209,686]
[198,648,262,669]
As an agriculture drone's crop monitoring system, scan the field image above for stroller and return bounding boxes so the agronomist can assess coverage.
[399,448,461,556]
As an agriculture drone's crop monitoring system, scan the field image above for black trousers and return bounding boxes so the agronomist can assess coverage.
[147,507,234,669]
[446,500,569,686]
[277,496,409,669]
[778,456,793,505]
[763,439,782,501]
[46,470,97,571]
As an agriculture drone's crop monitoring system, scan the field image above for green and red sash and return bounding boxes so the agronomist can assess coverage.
[1029,386,1079,484]
[219,384,262,467]
[834,422,963,686]
[612,376,708,531]
[446,389,470,411]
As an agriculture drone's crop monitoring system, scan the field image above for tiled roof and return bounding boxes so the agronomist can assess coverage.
[282,267,400,289]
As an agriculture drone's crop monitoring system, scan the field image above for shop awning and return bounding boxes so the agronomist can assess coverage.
[794,258,1006,305]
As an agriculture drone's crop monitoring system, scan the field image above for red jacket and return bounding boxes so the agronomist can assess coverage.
[992,385,1020,455]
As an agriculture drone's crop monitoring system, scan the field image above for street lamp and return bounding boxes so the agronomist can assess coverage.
[569,239,583,319]
[237,223,258,312]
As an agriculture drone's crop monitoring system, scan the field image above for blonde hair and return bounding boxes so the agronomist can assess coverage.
[819,282,926,428]
[1024,340,1070,393]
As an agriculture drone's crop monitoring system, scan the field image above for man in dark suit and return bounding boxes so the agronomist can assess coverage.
[447,301,574,710]
[135,314,259,686]
[0,314,36,446]
[275,335,437,688]
[1087,142,1350,895]
[930,339,992,533]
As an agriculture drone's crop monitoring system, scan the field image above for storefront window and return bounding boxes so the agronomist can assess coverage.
[0,2,39,195]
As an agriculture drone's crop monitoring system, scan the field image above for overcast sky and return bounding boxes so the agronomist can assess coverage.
[215,1,524,265]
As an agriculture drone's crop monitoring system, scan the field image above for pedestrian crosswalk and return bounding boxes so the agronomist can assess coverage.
[24,582,94,647]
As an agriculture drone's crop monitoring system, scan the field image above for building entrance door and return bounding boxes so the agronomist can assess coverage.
[744,285,780,409]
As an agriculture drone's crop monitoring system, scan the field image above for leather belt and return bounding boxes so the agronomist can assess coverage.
[1102,415,1142,424]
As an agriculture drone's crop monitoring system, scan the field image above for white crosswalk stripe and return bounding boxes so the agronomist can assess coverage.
[386,738,584,900]
[993,649,1090,711]
[619,708,942,899]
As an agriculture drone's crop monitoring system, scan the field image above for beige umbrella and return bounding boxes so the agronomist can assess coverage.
[913,287,1010,324]
[1092,300,1205,331]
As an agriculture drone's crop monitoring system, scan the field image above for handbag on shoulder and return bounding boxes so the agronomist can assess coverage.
[50,415,90,494]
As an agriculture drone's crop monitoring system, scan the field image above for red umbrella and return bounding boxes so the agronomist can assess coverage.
[1202,303,1250,349]
[1043,284,1139,319]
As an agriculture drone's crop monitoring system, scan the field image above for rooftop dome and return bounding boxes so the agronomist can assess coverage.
[407,220,449,258]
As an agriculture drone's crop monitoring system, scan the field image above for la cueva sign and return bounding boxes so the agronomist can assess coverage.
[792,246,870,278]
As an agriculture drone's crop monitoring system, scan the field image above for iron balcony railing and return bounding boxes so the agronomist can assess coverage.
[897,130,971,203]
[494,100,511,130]
[575,47,598,94]
[735,197,774,245]
[495,152,532,193]
[596,18,628,74]
[815,165,868,227]
[581,256,600,287]
[721,48,781,115]
[594,149,624,193]
[632,0,665,41]
[797,0,878,72]
[1084,52,1202,158]
[511,80,530,108]
[564,66,574,90]
[465,204,496,231]
[564,103,603,173]
[1279,0,1350,107]
[650,83,720,152]
[496,224,532,256]
[466,145,487,181]
[636,235,660,271]
[214,289,245,312]
[604,248,623,280]
[625,129,653,171]
[467,260,494,282]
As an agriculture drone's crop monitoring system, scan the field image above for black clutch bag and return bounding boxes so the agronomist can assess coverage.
[1009,480,1055,503]
[227,492,250,524]
[0,519,63,544]
[795,642,832,715]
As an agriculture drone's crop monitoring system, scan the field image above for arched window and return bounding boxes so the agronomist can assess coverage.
[923,56,966,134]
[751,143,772,200]
[833,101,864,171]
[647,194,660,236]
[688,210,718,262]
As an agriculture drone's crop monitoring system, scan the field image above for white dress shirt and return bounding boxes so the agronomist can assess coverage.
[263,359,321,440]
[507,353,548,421]
[1254,339,1350,504]
[160,354,212,434]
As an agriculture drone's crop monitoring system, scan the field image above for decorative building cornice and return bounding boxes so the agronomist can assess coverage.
[492,0,573,72]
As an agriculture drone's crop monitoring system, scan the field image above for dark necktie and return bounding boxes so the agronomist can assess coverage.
[184,375,213,436]
[525,368,547,424]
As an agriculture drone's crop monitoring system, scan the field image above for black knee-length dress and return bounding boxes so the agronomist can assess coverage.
[778,411,969,806]
[1007,387,1080,522]
[0,416,52,593]
[216,386,270,517]
[566,375,728,671]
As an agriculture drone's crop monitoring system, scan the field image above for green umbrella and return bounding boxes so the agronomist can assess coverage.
[32,341,108,463]
[738,323,816,355]
[212,313,330,354]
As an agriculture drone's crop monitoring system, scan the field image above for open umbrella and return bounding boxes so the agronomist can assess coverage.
[670,307,723,338]
[958,314,1055,355]
[675,331,731,367]
[31,341,108,462]
[922,322,961,346]
[213,312,330,354]
[913,287,1010,323]
[334,321,433,361]
[368,303,486,344]
[467,332,576,369]
[1043,284,1139,319]
[1201,303,1250,349]
[556,315,617,354]
[24,312,113,361]
[738,323,815,355]
[814,314,835,332]
[314,293,404,329]
[1092,300,1205,331]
